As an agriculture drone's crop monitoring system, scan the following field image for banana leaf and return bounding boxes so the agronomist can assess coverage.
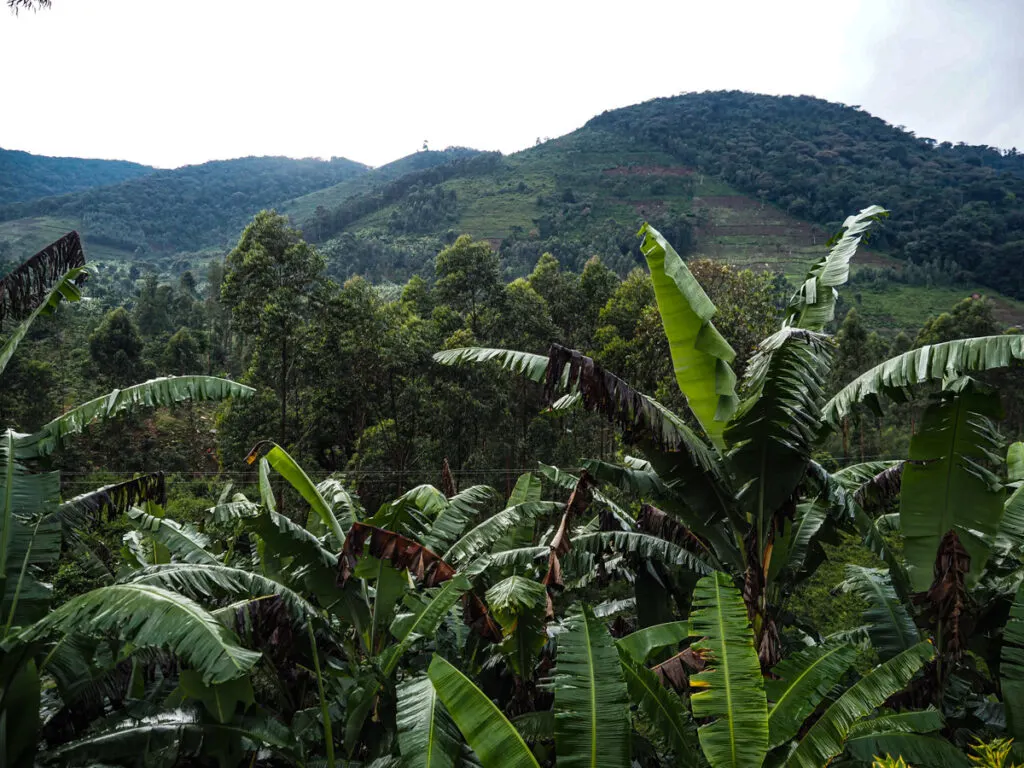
[427,654,540,768]
[824,335,1024,425]
[765,644,858,749]
[553,604,632,768]
[785,205,886,331]
[397,674,465,768]
[18,376,255,459]
[638,223,737,447]
[17,582,261,684]
[784,641,935,768]
[900,389,1004,591]
[689,572,768,768]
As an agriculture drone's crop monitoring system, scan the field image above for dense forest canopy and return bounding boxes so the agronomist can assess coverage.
[0,146,153,205]
[0,155,368,254]
[589,91,1024,297]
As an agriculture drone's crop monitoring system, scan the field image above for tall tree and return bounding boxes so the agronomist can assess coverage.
[89,307,147,385]
[434,235,501,336]
[221,211,326,446]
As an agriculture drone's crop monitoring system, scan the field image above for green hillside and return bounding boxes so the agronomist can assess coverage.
[0,154,369,257]
[5,91,1024,330]
[0,146,154,205]
[280,147,480,224]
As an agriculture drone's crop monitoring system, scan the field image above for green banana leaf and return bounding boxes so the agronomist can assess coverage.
[397,674,465,768]
[784,641,935,768]
[724,328,831,535]
[1001,581,1024,742]
[17,582,261,684]
[127,563,321,628]
[260,442,346,543]
[427,654,540,768]
[689,571,769,768]
[616,620,691,664]
[765,644,858,749]
[823,334,1024,426]
[553,604,632,768]
[1009,442,1024,483]
[784,205,886,331]
[444,501,562,565]
[432,347,550,383]
[638,223,737,447]
[0,430,61,626]
[39,710,297,766]
[422,485,499,554]
[17,376,255,459]
[127,507,220,565]
[619,651,699,765]
[839,567,919,660]
[900,389,1004,591]
[493,473,543,553]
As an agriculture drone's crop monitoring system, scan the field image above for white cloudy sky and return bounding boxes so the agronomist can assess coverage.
[1,0,1021,169]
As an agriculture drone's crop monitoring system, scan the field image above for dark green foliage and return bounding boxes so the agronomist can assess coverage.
[1,155,367,252]
[0,147,152,206]
[588,91,1024,298]
[88,307,149,384]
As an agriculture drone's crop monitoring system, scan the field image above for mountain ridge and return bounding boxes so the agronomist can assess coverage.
[0,146,155,206]
[3,90,1024,331]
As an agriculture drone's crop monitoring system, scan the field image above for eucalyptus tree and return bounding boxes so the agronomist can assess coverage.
[0,232,254,765]
[221,211,328,446]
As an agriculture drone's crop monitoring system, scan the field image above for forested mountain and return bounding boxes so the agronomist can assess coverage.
[301,92,1024,300]
[5,91,1024,309]
[588,91,1024,298]
[280,146,482,226]
[0,146,153,205]
[0,154,368,256]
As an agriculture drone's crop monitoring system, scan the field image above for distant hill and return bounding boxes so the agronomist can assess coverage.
[587,92,1024,297]
[0,155,368,258]
[281,147,482,226]
[4,91,1024,330]
[0,147,154,205]
[298,92,1024,304]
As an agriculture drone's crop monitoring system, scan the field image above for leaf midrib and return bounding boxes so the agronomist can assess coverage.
[767,645,848,741]
[426,686,437,767]
[582,610,598,766]
[709,576,739,767]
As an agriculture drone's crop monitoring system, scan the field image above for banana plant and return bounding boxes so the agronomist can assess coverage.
[0,233,256,766]
[420,571,947,768]
[821,384,1024,737]
[138,444,713,764]
[434,209,892,666]
[435,210,1024,676]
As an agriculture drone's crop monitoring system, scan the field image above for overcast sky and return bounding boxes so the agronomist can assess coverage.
[2,0,1021,169]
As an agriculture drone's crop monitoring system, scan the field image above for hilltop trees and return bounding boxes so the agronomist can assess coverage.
[588,91,1024,298]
